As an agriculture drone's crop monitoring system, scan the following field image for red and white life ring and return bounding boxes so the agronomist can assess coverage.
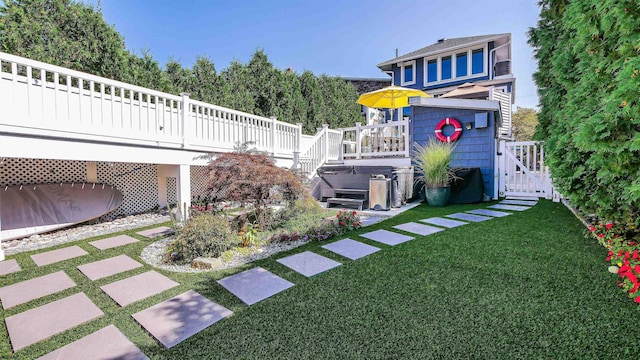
[435,117,462,143]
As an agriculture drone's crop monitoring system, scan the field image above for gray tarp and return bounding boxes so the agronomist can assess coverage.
[1,183,123,240]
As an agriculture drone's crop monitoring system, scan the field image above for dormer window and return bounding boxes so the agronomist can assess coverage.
[423,45,488,86]
[401,60,416,86]
[472,48,484,74]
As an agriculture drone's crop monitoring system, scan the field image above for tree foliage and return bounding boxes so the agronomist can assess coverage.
[206,151,304,228]
[529,0,640,233]
[0,0,362,133]
[512,107,539,141]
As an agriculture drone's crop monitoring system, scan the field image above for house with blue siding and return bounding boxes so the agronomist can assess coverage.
[377,33,514,98]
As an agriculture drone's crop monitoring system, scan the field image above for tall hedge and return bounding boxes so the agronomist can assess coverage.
[529,0,640,232]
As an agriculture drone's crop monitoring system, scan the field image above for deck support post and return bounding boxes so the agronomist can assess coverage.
[176,164,191,222]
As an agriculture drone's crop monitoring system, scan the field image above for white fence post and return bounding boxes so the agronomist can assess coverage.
[180,93,190,147]
[270,116,277,156]
[498,140,506,198]
[322,124,329,164]
[355,122,362,160]
[293,123,302,168]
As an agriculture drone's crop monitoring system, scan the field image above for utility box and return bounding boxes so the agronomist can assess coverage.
[369,175,391,211]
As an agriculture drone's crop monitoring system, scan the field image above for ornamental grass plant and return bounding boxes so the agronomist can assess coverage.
[413,139,456,188]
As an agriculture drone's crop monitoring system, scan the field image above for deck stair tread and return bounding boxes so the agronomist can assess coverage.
[326,197,366,210]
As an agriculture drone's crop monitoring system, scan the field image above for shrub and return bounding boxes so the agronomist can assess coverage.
[335,210,362,234]
[413,139,456,188]
[590,222,640,306]
[205,152,304,228]
[167,213,240,264]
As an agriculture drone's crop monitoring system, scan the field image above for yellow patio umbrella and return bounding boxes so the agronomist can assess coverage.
[356,85,430,110]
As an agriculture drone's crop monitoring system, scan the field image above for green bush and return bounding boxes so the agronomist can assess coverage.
[168,213,240,264]
[529,1,640,234]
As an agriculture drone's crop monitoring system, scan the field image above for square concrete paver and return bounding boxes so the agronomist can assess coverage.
[467,209,512,218]
[89,235,139,250]
[100,271,179,307]
[31,246,88,267]
[0,259,21,276]
[5,292,104,352]
[359,229,414,246]
[0,271,76,309]
[393,222,444,236]
[277,251,341,278]
[488,204,531,211]
[501,199,538,206]
[133,290,232,349]
[420,217,468,228]
[37,324,148,360]
[322,239,381,260]
[446,213,493,222]
[136,226,174,238]
[506,195,539,201]
[77,255,143,281]
[217,267,294,306]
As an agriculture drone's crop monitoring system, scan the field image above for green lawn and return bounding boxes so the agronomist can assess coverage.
[2,201,640,359]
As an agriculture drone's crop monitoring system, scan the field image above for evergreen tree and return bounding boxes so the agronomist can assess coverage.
[529,0,640,230]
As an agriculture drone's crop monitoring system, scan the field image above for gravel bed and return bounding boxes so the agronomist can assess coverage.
[141,236,312,273]
[2,213,170,256]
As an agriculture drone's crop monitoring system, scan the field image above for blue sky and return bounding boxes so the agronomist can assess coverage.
[87,0,540,109]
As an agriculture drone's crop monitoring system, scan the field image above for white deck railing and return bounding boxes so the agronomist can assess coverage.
[298,125,342,177]
[341,121,410,159]
[0,51,302,159]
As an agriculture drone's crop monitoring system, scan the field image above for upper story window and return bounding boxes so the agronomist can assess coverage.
[441,56,452,80]
[456,52,468,77]
[401,60,416,86]
[424,45,488,86]
[427,59,438,83]
[472,49,484,74]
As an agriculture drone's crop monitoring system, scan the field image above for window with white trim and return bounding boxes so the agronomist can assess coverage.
[400,60,416,86]
[423,45,488,86]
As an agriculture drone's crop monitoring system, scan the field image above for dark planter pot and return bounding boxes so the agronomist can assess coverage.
[425,186,451,207]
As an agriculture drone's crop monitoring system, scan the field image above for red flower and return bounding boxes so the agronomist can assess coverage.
[606,223,613,230]
[633,250,639,260]
[589,225,596,232]
[339,221,346,226]
[635,296,640,304]
[598,234,604,238]
[632,283,640,294]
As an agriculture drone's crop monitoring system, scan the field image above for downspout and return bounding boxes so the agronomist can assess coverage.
[489,41,510,80]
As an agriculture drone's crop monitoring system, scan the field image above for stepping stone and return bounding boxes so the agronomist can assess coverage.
[37,324,148,360]
[77,255,143,281]
[506,196,539,201]
[0,259,21,276]
[0,271,76,309]
[100,271,179,307]
[132,290,232,349]
[488,204,531,212]
[420,217,468,228]
[467,209,512,218]
[277,251,341,277]
[136,226,174,238]
[359,229,414,246]
[393,222,444,236]
[5,292,103,352]
[322,239,381,260]
[446,213,492,222]
[31,246,88,267]
[89,235,139,250]
[217,267,294,306]
[501,199,538,206]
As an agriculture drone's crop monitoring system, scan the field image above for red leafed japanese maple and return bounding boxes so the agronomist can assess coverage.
[206,151,304,227]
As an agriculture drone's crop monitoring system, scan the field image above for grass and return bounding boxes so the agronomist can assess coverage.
[2,200,640,359]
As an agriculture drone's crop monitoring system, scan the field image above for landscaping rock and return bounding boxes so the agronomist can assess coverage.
[191,257,223,270]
